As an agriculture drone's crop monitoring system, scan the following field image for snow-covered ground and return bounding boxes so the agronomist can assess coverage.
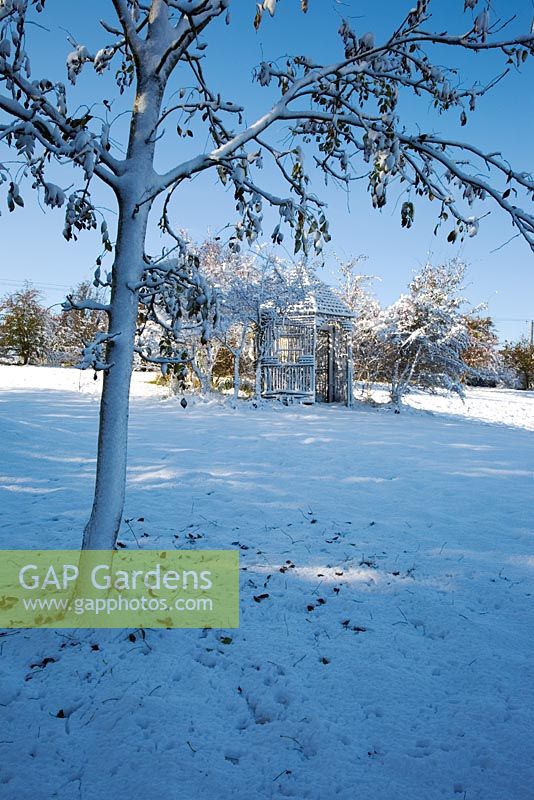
[0,364,166,398]
[356,381,534,432]
[0,366,533,800]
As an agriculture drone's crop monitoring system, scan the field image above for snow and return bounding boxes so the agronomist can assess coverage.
[0,364,166,398]
[358,382,534,431]
[0,366,533,799]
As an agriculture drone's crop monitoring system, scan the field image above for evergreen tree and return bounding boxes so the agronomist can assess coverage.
[0,284,51,365]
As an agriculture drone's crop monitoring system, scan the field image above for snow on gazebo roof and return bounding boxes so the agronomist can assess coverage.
[290,279,355,319]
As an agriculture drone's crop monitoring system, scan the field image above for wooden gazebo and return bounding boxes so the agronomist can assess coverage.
[260,282,354,406]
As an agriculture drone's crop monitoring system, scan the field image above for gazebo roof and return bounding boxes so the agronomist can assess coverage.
[290,279,355,319]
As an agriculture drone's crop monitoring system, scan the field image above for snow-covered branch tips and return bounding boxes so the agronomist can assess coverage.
[135,252,219,371]
[1,1,534,263]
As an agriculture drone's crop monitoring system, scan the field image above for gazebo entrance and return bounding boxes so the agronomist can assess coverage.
[315,325,334,403]
[315,323,352,404]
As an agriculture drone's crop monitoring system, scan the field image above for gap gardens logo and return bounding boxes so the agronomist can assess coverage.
[0,550,239,629]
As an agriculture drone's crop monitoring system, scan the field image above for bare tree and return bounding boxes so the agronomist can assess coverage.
[1,1,534,547]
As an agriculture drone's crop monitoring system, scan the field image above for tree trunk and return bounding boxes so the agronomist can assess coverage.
[255,360,262,399]
[81,219,143,550]
[390,385,401,409]
[204,342,216,395]
[233,326,247,400]
[390,362,401,408]
[200,371,210,396]
[233,351,240,399]
[191,349,209,396]
[82,74,164,550]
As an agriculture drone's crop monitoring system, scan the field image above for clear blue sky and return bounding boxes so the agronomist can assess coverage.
[1,0,533,341]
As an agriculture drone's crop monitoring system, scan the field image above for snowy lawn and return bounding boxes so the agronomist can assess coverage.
[0,367,533,800]
[356,381,534,431]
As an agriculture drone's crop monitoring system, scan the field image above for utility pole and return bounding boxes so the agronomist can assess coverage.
[530,319,533,346]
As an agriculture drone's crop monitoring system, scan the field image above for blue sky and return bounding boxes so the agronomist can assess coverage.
[1,0,533,340]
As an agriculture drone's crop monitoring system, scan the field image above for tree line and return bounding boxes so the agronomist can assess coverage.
[2,249,533,396]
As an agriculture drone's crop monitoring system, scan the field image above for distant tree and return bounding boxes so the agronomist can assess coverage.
[51,281,107,365]
[194,240,307,398]
[195,238,242,396]
[216,321,250,399]
[335,258,383,387]
[379,261,472,406]
[0,284,51,365]
[501,338,534,389]
[209,248,259,399]
[462,315,500,384]
[352,301,384,388]
[336,256,372,314]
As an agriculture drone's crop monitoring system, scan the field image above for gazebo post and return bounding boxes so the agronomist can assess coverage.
[347,337,354,408]
[327,325,335,403]
[311,323,317,403]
